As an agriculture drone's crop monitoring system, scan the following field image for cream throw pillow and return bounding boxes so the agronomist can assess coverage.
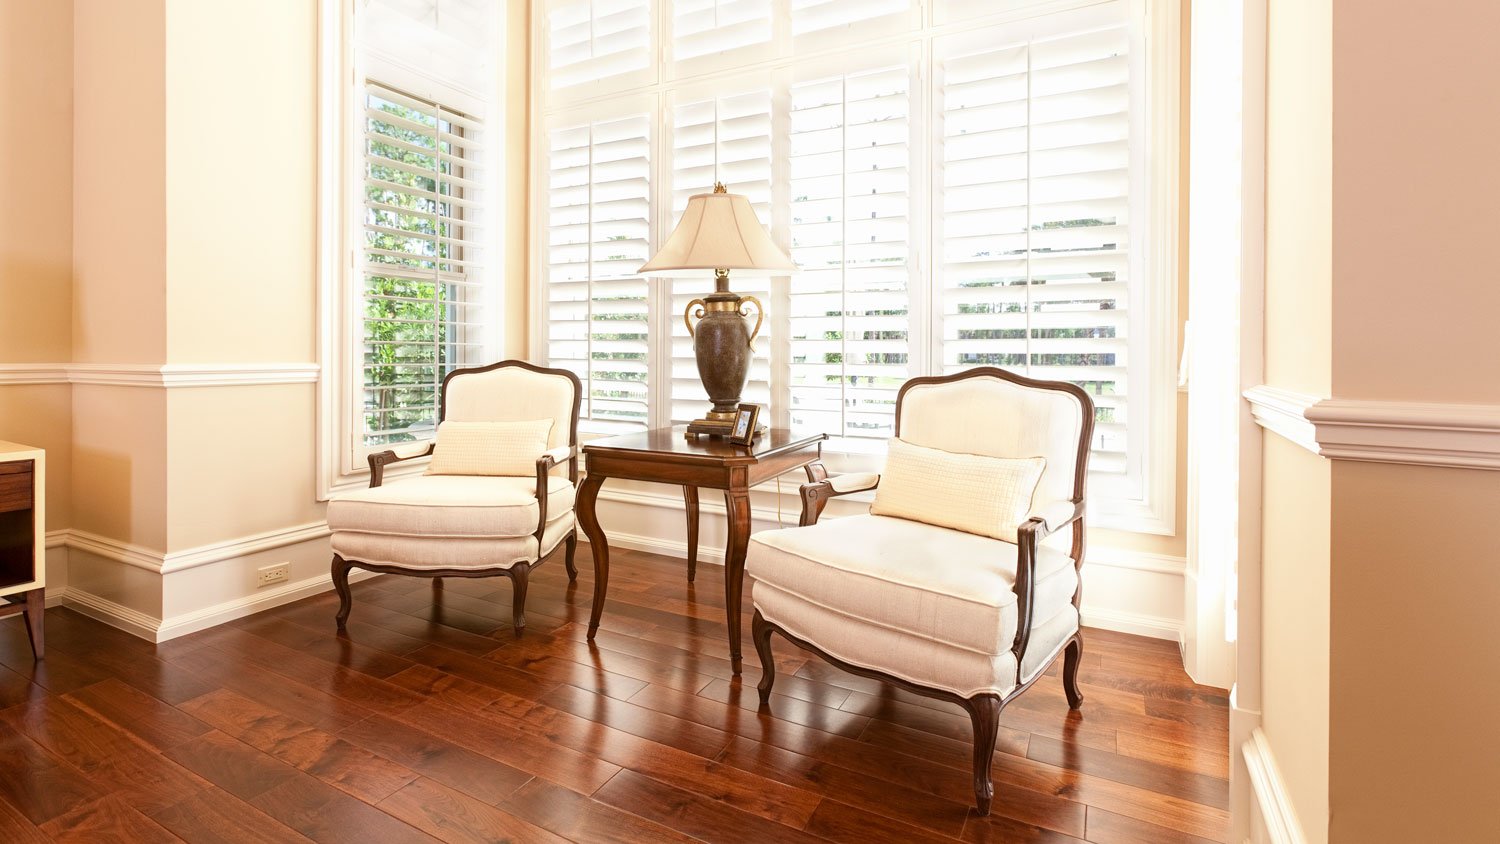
[871,438,1046,543]
[426,419,554,477]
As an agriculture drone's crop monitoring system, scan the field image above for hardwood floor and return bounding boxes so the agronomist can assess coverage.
[0,544,1229,842]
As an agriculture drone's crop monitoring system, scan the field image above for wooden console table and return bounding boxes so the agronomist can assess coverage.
[0,441,45,659]
[577,427,826,673]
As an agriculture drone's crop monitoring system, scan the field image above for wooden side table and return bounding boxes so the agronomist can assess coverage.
[0,441,45,659]
[578,427,826,673]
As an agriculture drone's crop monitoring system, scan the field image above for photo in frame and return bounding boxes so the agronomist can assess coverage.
[728,402,762,446]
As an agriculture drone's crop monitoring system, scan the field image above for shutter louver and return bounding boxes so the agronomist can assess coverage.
[936,24,1131,472]
[667,90,776,423]
[361,82,485,448]
[792,0,909,39]
[548,0,652,93]
[788,66,912,439]
[673,0,772,62]
[546,111,653,431]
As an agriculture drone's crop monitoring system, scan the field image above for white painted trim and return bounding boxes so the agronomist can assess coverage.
[1243,385,1323,455]
[1242,727,1308,844]
[1309,398,1500,471]
[1245,386,1500,470]
[161,522,333,574]
[64,529,164,572]
[0,364,69,385]
[1079,605,1183,642]
[0,363,320,388]
[55,570,379,644]
[156,569,378,641]
[49,521,333,575]
[60,588,161,641]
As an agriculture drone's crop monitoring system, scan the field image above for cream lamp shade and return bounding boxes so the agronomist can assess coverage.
[638,185,795,276]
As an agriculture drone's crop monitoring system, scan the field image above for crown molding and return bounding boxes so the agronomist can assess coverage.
[1245,386,1500,471]
[0,363,320,388]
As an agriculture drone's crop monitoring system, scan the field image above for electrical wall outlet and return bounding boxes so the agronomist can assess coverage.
[257,563,290,588]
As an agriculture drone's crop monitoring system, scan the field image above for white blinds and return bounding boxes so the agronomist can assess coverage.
[548,0,652,92]
[668,91,776,422]
[788,67,912,439]
[546,112,653,431]
[792,0,909,38]
[936,24,1131,471]
[673,0,772,62]
[361,82,485,448]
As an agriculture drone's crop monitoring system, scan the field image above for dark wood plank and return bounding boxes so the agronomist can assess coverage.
[39,794,183,843]
[1085,805,1221,844]
[591,769,825,844]
[148,787,312,844]
[249,773,439,844]
[377,777,569,844]
[0,720,104,824]
[338,714,534,805]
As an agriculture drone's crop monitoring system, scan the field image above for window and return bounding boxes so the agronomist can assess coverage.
[533,0,1178,531]
[361,83,485,447]
[319,0,503,496]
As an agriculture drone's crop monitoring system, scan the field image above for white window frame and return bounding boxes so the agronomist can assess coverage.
[316,0,508,498]
[530,0,1178,534]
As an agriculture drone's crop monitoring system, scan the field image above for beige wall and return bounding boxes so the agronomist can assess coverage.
[72,0,167,365]
[1322,2,1500,841]
[0,0,74,531]
[164,0,318,365]
[1330,0,1500,405]
[1260,0,1333,839]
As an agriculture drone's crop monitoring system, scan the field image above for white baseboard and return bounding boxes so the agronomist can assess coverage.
[1242,727,1307,844]
[156,568,378,641]
[1079,605,1183,641]
[56,569,378,643]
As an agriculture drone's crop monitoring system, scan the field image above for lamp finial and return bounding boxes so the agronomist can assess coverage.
[712,181,727,194]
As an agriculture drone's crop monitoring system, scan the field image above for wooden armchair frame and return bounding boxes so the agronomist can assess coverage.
[752,366,1095,815]
[332,360,583,632]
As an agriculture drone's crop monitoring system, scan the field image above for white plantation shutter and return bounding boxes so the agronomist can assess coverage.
[546,111,653,431]
[548,0,652,94]
[667,90,776,422]
[788,66,912,439]
[672,0,772,63]
[361,82,485,448]
[792,0,909,42]
[935,19,1132,473]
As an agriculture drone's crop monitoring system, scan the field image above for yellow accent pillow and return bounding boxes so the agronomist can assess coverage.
[425,419,554,477]
[871,438,1045,542]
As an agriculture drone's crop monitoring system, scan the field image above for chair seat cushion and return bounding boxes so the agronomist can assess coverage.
[328,474,575,540]
[746,514,1077,658]
[331,512,574,571]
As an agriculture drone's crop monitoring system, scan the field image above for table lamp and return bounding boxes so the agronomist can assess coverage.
[639,183,796,438]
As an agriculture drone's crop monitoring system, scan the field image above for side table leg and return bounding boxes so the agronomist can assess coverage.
[683,486,700,583]
[577,474,610,640]
[22,587,44,659]
[723,488,752,674]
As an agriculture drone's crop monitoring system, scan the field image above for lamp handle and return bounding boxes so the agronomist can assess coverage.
[740,296,764,352]
[684,299,707,337]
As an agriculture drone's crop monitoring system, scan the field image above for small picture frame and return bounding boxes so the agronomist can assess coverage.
[728,402,762,446]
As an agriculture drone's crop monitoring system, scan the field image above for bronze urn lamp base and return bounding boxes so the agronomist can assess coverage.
[684,268,763,438]
[637,181,794,439]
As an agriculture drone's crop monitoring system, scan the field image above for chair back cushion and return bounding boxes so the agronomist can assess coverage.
[441,364,578,454]
[871,438,1044,542]
[896,371,1086,513]
[426,419,553,476]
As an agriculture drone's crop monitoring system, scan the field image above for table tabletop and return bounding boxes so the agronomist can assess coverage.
[582,427,827,466]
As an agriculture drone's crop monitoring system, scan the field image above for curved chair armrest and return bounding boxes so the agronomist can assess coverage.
[1010,500,1085,673]
[798,464,880,527]
[534,445,579,539]
[367,441,435,488]
[1029,500,1085,536]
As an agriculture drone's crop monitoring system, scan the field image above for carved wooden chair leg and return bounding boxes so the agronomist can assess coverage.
[752,610,776,705]
[1063,636,1085,710]
[331,555,353,629]
[510,562,530,632]
[564,530,579,581]
[966,695,1002,816]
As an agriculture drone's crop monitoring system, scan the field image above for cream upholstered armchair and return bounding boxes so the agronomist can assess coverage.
[747,367,1094,815]
[327,361,581,632]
